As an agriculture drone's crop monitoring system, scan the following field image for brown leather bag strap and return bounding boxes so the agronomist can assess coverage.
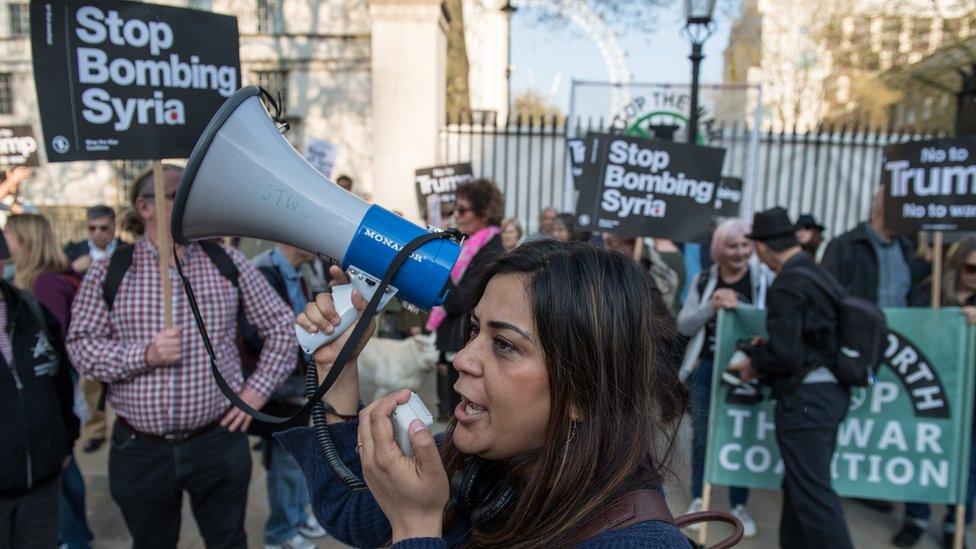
[570,491,745,549]
[570,489,676,545]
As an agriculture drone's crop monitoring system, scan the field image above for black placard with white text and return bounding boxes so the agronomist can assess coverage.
[415,162,474,224]
[882,138,976,233]
[715,177,743,218]
[30,0,240,161]
[573,133,727,241]
[0,125,40,167]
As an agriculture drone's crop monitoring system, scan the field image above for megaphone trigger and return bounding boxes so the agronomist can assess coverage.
[296,267,398,354]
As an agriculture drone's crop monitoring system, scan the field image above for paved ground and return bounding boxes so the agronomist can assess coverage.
[77,370,972,548]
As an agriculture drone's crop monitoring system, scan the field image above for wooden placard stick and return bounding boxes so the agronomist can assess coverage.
[698,482,712,546]
[932,231,943,310]
[632,236,644,262]
[953,504,965,549]
[152,161,173,328]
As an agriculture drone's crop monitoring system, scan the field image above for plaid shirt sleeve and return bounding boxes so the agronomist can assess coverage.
[66,258,155,382]
[228,246,298,399]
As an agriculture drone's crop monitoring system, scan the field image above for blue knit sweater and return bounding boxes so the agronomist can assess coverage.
[275,423,688,548]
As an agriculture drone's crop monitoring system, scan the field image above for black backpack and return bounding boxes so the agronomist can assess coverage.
[792,267,888,387]
[98,240,243,410]
[102,240,241,310]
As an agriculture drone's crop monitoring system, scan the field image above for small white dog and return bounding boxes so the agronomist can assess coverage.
[358,334,438,401]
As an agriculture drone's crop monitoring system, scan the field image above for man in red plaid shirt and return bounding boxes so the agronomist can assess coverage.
[67,164,297,548]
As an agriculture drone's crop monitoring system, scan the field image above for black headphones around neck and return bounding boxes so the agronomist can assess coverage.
[451,457,517,526]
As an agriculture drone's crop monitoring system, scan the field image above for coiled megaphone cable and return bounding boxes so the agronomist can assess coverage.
[174,228,462,491]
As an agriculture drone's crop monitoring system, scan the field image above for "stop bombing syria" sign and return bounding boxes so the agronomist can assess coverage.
[30,0,240,161]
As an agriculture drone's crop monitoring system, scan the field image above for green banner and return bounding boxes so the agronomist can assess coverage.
[705,308,975,504]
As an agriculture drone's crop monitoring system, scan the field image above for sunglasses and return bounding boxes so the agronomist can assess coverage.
[88,224,112,232]
[964,264,976,275]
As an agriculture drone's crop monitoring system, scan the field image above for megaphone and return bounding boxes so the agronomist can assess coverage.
[171,86,461,353]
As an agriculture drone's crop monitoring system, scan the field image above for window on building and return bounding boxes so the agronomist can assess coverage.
[256,0,283,34]
[252,70,288,112]
[0,74,13,115]
[912,18,932,50]
[8,3,29,37]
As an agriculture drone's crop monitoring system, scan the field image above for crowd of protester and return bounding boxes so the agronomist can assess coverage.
[1,163,974,548]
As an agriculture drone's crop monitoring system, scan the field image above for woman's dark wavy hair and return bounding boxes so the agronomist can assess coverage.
[455,179,504,227]
[439,239,688,547]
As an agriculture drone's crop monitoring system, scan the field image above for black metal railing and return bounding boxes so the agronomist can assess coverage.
[440,115,943,239]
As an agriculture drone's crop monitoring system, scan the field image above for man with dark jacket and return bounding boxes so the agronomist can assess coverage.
[0,228,80,547]
[63,204,126,453]
[730,207,853,549]
[821,185,930,307]
[822,184,931,524]
[63,205,125,275]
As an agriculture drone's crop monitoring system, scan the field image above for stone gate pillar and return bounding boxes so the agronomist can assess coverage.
[368,0,447,221]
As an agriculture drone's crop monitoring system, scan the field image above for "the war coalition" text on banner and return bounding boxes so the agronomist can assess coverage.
[705,308,974,504]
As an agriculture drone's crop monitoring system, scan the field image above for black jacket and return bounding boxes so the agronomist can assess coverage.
[0,279,79,496]
[436,234,504,353]
[750,252,839,397]
[63,238,126,262]
[821,223,930,307]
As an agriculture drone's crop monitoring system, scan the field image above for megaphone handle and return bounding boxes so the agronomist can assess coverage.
[295,284,356,354]
[295,273,396,354]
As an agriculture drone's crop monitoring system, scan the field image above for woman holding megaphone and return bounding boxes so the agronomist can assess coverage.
[281,239,697,547]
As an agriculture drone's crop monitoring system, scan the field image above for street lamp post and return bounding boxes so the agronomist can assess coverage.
[501,1,518,116]
[683,0,717,144]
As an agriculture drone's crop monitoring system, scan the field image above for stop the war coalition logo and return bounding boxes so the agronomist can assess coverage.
[30,0,240,161]
[708,309,974,504]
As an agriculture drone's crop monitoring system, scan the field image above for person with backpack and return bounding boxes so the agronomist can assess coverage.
[244,243,328,549]
[676,217,770,538]
[4,213,92,548]
[66,164,297,548]
[0,225,80,547]
[730,207,856,549]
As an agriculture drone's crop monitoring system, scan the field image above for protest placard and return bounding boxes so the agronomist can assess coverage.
[30,0,240,161]
[570,133,727,240]
[714,177,743,218]
[415,162,473,224]
[706,308,975,504]
[305,138,338,179]
[0,125,40,167]
[882,138,976,233]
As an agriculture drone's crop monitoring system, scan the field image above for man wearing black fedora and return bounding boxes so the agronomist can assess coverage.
[794,214,826,258]
[728,207,854,548]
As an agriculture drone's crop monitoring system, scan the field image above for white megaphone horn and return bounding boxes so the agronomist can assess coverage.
[171,86,461,353]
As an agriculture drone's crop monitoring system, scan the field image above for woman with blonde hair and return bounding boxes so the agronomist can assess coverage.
[4,214,80,331]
